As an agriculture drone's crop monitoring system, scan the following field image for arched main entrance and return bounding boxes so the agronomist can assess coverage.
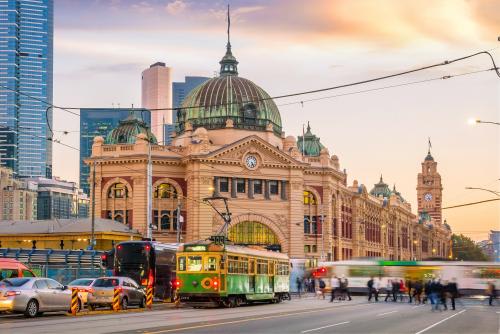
[228,221,281,251]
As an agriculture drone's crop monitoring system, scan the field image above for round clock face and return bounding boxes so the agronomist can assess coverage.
[245,155,258,169]
[424,193,433,201]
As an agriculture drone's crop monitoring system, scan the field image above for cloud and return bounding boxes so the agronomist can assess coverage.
[165,0,188,15]
[131,1,154,14]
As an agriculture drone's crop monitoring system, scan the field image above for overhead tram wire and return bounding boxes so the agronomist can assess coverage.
[0,49,499,120]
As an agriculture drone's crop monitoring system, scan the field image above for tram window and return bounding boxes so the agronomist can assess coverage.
[206,257,217,271]
[187,256,202,272]
[249,259,255,274]
[178,256,186,271]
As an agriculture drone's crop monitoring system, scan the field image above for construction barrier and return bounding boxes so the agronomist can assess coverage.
[71,288,79,315]
[146,286,153,310]
[112,287,121,311]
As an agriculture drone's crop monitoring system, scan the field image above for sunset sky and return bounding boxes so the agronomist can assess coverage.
[52,0,499,240]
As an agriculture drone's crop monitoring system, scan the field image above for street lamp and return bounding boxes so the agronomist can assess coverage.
[468,118,500,126]
[465,187,500,197]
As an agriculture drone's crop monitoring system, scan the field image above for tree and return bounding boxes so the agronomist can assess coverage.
[452,234,489,261]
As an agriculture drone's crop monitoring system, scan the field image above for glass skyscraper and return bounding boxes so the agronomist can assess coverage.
[0,0,53,177]
[79,108,151,195]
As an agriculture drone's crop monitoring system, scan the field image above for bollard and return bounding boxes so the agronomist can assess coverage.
[112,287,121,311]
[146,285,153,310]
[71,288,79,315]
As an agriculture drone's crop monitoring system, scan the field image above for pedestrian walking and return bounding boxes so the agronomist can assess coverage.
[318,278,326,299]
[487,281,497,306]
[413,280,423,304]
[391,279,399,302]
[341,275,352,301]
[373,277,380,302]
[296,276,302,298]
[439,280,448,311]
[406,278,413,303]
[330,276,340,302]
[423,279,431,304]
[398,279,406,302]
[384,279,393,302]
[446,278,458,310]
[367,277,375,302]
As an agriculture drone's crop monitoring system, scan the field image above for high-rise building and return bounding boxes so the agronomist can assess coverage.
[79,108,151,195]
[0,0,54,178]
[162,76,210,145]
[28,177,89,220]
[417,147,443,223]
[141,62,172,143]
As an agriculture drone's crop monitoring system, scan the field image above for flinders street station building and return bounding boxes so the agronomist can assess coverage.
[86,41,451,265]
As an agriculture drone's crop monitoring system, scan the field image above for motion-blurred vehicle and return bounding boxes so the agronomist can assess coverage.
[312,260,500,295]
[0,277,80,317]
[87,276,146,310]
[0,258,36,279]
[68,278,97,305]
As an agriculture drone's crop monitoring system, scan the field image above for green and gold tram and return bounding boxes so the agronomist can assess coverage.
[175,241,290,307]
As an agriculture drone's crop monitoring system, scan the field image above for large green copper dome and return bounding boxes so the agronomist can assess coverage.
[175,43,282,136]
[105,114,157,145]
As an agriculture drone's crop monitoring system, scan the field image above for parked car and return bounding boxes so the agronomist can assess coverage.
[68,278,97,305]
[0,259,36,279]
[0,277,80,317]
[87,276,145,310]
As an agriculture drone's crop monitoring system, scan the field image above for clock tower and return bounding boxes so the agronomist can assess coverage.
[417,146,443,223]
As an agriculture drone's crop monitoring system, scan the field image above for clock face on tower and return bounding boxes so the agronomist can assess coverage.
[424,193,433,202]
[245,155,258,169]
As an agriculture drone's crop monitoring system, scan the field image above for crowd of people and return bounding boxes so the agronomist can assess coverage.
[366,277,497,310]
[295,275,498,308]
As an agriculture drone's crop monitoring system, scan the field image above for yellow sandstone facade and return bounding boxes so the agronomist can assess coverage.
[86,42,451,263]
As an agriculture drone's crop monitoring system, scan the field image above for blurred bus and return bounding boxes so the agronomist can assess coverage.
[114,241,180,300]
[312,260,500,295]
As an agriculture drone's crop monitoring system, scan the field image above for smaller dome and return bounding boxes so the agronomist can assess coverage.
[425,150,434,161]
[105,113,157,145]
[297,122,325,157]
[370,175,392,198]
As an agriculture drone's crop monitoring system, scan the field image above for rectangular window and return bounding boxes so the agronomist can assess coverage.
[206,257,217,271]
[304,216,311,234]
[187,256,202,272]
[220,178,229,192]
[269,180,279,195]
[304,245,310,253]
[236,179,246,193]
[253,180,262,194]
[178,256,186,271]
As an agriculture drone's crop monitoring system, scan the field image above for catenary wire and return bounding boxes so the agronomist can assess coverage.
[0,50,498,119]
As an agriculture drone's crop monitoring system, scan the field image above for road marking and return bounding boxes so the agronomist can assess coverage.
[415,309,466,334]
[300,321,351,333]
[377,310,398,316]
[412,305,424,309]
[144,304,370,334]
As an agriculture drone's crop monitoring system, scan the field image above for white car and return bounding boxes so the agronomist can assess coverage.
[68,278,97,305]
[0,277,81,317]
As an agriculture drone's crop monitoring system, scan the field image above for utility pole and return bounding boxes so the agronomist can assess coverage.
[90,162,96,250]
[176,201,182,243]
[146,140,152,240]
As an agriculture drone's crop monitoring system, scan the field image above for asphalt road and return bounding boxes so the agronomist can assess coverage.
[0,297,498,334]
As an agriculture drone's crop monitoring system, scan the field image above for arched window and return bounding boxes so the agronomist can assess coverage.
[107,183,128,198]
[228,221,279,246]
[241,103,257,125]
[303,191,317,205]
[154,183,177,199]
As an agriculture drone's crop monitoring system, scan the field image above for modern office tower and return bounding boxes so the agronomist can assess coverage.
[28,177,88,220]
[141,62,172,143]
[0,0,54,177]
[166,76,209,145]
[79,108,151,195]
